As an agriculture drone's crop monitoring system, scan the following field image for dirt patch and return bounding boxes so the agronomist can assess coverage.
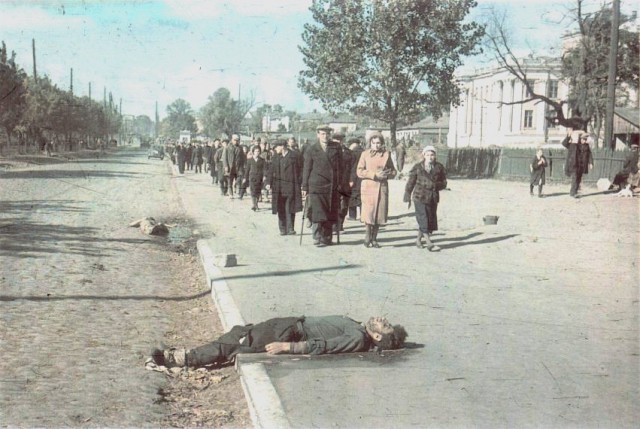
[154,226,251,428]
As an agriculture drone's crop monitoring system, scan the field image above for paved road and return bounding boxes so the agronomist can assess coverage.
[0,150,193,426]
[173,162,639,428]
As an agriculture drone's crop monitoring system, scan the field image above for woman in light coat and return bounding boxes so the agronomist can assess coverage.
[356,134,396,248]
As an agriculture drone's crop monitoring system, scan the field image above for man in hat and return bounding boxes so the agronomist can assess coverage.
[270,139,303,235]
[302,125,346,246]
[223,134,245,199]
[348,137,364,220]
[562,130,594,198]
[150,315,407,369]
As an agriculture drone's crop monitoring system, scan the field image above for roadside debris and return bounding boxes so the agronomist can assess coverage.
[129,217,169,235]
[213,253,237,267]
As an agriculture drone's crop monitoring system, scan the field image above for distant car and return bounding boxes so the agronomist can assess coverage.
[147,146,165,160]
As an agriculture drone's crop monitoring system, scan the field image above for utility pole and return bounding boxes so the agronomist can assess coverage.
[604,0,620,150]
[32,39,37,82]
[70,67,73,94]
[155,101,159,139]
[88,82,91,100]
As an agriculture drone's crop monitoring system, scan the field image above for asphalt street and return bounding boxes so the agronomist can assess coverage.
[173,156,639,428]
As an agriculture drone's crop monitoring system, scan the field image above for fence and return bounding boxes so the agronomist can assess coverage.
[405,146,632,183]
[499,147,629,184]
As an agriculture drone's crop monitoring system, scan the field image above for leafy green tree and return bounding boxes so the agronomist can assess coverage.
[198,87,255,138]
[0,41,28,153]
[164,98,197,139]
[298,0,484,146]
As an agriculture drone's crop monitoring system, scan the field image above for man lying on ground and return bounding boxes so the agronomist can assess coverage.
[151,315,407,369]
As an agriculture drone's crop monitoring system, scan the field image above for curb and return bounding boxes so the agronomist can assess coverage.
[196,240,290,429]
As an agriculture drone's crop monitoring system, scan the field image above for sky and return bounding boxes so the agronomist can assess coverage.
[0,0,635,120]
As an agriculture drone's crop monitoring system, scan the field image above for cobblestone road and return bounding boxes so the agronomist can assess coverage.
[0,149,214,426]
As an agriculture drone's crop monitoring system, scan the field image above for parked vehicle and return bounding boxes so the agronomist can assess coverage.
[147,145,165,160]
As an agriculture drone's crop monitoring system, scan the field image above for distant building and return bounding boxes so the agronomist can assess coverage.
[447,58,570,148]
[179,130,191,143]
[328,115,358,134]
[397,116,449,146]
[262,114,290,132]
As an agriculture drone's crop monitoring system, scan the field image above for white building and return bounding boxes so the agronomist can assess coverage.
[262,115,290,132]
[447,58,570,148]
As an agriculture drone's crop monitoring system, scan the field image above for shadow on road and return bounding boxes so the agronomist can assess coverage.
[0,218,153,258]
[0,288,212,302]
[220,264,361,281]
[0,169,148,179]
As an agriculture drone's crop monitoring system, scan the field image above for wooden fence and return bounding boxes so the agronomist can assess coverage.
[405,147,630,183]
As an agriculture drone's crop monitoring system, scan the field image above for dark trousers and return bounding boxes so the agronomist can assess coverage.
[277,194,295,233]
[227,173,237,196]
[414,201,438,234]
[195,163,202,173]
[186,317,304,367]
[178,160,185,174]
[219,176,228,195]
[570,171,583,196]
[348,205,359,219]
[312,221,333,243]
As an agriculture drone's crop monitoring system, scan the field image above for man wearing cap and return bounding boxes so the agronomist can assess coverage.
[270,139,303,235]
[223,134,245,199]
[562,130,594,198]
[302,125,346,246]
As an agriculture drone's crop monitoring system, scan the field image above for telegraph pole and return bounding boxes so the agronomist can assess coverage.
[70,67,73,94]
[32,39,37,82]
[88,82,91,100]
[604,0,620,149]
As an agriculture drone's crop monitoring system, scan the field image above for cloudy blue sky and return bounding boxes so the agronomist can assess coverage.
[0,0,633,119]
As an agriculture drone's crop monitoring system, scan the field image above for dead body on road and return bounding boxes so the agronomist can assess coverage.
[151,316,407,369]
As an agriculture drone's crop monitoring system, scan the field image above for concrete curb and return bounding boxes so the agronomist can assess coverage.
[196,239,290,429]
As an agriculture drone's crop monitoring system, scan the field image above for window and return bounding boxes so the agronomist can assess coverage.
[525,80,535,98]
[548,80,559,99]
[524,110,534,128]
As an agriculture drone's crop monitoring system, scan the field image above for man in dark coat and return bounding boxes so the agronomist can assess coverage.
[348,138,364,220]
[203,141,212,174]
[223,134,245,199]
[302,125,345,246]
[207,139,220,184]
[151,315,407,369]
[175,143,186,174]
[215,140,228,195]
[270,139,303,235]
[562,131,594,198]
[333,132,353,232]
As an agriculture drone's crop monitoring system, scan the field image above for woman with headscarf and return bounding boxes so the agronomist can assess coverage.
[404,146,447,251]
[356,133,396,248]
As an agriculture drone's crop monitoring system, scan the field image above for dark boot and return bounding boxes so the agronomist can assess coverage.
[529,185,534,196]
[371,225,381,248]
[538,185,543,198]
[251,197,258,211]
[363,224,372,248]
[416,231,424,248]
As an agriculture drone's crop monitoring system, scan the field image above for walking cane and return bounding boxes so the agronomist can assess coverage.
[299,195,309,246]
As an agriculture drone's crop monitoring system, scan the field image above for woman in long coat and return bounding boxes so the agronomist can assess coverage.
[356,134,396,248]
[245,146,266,211]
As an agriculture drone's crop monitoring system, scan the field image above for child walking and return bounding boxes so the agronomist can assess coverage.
[530,147,548,197]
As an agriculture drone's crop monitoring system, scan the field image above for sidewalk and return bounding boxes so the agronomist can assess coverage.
[171,162,639,428]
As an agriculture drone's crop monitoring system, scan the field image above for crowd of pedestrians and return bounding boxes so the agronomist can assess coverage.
[164,125,447,251]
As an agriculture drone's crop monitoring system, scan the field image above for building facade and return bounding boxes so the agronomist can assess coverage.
[447,58,570,148]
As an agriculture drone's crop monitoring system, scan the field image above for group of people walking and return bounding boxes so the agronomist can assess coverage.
[168,125,448,251]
